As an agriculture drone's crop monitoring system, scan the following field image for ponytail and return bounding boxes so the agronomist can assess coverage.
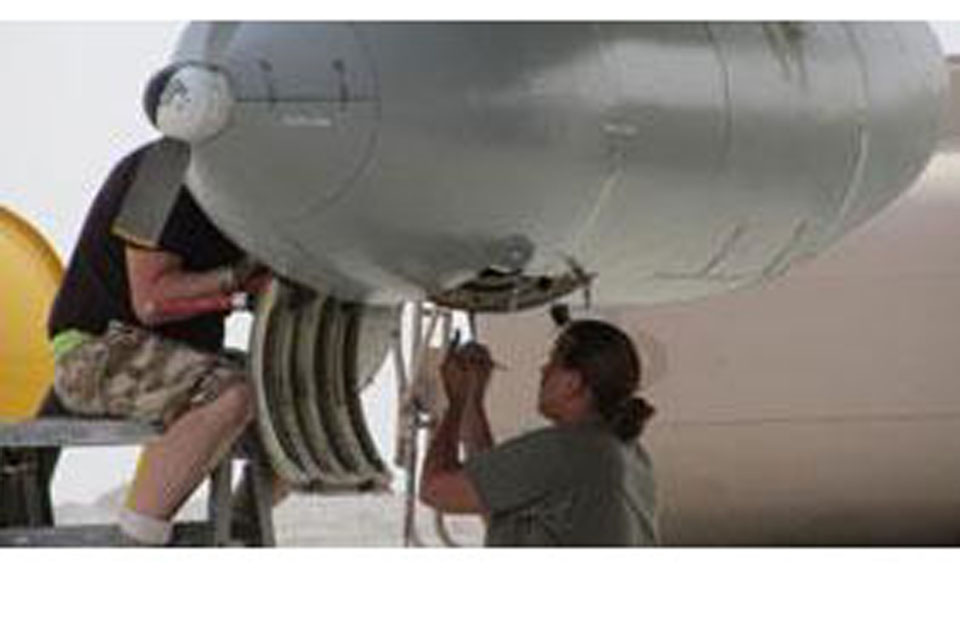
[608,396,656,443]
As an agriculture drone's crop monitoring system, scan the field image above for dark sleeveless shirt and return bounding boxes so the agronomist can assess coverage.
[47,142,244,353]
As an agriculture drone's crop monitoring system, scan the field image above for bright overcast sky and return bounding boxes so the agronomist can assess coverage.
[932,22,960,54]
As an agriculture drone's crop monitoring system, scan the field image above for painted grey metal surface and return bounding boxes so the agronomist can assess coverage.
[246,453,277,547]
[0,418,161,447]
[0,522,212,547]
[208,457,233,545]
[169,22,945,307]
[940,56,960,151]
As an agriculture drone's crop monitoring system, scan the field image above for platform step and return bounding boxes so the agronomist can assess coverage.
[0,521,246,547]
[0,418,161,448]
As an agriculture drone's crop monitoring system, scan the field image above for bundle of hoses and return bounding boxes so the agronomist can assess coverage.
[249,280,396,491]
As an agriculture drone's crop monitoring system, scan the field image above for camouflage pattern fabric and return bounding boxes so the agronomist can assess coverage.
[53,321,247,426]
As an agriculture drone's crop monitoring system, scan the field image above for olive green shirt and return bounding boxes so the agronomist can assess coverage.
[464,422,658,546]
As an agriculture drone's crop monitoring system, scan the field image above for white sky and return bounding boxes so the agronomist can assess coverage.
[1,21,958,505]
[932,21,960,53]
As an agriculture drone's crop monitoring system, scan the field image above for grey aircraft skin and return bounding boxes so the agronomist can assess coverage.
[143,23,948,516]
[167,22,944,308]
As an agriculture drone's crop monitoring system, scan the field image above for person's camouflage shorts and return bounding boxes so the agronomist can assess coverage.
[54,321,248,426]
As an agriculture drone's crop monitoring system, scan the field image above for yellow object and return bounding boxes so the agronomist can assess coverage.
[0,206,63,420]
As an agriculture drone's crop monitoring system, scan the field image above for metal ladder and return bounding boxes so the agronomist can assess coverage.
[0,411,276,547]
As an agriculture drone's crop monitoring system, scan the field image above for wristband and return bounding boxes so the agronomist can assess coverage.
[230,291,250,311]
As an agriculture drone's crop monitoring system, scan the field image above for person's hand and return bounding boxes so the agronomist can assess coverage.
[441,340,496,405]
[232,255,263,282]
[228,256,271,296]
[458,342,494,400]
[240,270,272,295]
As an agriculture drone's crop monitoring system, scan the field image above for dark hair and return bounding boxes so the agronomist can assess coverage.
[553,319,656,442]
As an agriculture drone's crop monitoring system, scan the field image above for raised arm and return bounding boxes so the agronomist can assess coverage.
[126,247,266,325]
[418,343,494,515]
[459,345,495,457]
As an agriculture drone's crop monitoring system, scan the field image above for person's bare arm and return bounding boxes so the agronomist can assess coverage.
[418,347,489,515]
[460,387,494,457]
[419,397,486,514]
[126,246,260,325]
[458,342,495,456]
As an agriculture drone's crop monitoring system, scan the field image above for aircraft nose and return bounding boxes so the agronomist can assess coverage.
[154,64,235,143]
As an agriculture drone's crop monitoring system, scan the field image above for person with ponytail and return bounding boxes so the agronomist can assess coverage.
[419,319,659,546]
